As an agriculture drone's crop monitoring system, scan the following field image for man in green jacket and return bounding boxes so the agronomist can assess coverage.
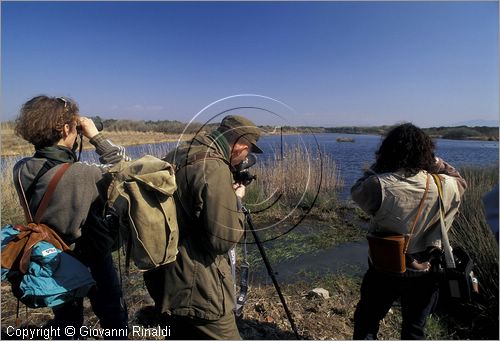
[144,115,263,339]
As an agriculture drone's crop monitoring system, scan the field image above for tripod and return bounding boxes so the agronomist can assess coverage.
[242,206,301,340]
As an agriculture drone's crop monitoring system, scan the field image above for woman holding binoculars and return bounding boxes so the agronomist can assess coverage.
[13,95,129,339]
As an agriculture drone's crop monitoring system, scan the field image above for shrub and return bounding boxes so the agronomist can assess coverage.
[442,127,481,140]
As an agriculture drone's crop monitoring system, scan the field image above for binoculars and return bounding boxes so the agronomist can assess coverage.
[76,118,104,135]
[233,154,257,186]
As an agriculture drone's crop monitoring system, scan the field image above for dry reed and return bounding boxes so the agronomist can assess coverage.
[1,157,25,225]
[451,166,498,299]
[246,144,343,219]
[447,165,499,339]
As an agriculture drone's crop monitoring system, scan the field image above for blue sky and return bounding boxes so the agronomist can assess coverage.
[1,1,498,127]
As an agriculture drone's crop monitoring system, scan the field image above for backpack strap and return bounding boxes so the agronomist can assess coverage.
[10,163,71,323]
[403,173,431,254]
[189,151,227,164]
[17,164,34,223]
[33,163,72,223]
[24,159,59,203]
[432,174,456,268]
[17,163,72,224]
[175,151,230,173]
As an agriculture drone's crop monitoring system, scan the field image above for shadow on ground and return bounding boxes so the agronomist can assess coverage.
[237,317,306,340]
[134,305,305,340]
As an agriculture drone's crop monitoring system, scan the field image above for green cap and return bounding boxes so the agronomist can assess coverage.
[218,115,263,153]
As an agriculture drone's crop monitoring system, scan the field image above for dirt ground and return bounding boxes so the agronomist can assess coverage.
[1,270,445,340]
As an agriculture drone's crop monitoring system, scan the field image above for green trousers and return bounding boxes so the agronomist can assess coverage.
[165,313,241,340]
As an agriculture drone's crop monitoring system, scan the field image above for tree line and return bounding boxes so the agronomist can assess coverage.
[2,118,497,140]
[323,125,499,140]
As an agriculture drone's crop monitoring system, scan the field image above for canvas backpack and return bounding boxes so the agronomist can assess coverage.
[105,155,179,271]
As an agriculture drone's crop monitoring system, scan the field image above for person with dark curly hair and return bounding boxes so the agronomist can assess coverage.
[351,123,467,340]
[13,95,128,339]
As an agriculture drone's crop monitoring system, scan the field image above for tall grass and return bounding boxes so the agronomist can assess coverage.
[452,166,498,299]
[1,144,343,226]
[245,144,344,220]
[1,157,25,226]
[447,166,499,339]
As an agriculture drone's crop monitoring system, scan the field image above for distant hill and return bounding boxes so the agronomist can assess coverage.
[453,119,499,127]
[323,125,498,141]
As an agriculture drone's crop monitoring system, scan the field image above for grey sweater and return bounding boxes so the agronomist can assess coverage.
[13,134,128,251]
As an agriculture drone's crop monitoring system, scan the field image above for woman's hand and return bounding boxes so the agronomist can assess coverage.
[78,117,99,139]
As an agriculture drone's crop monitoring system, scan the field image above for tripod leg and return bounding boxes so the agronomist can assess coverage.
[244,210,301,340]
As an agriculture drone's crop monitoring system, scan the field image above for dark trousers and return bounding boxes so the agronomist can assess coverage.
[353,268,440,340]
[52,253,128,339]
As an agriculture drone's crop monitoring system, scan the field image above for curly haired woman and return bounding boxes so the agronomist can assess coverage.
[13,95,128,339]
[351,123,467,340]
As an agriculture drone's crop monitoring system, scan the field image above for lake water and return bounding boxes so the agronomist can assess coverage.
[117,133,499,200]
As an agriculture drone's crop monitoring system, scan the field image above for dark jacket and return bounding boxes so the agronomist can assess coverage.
[13,134,128,262]
[144,132,244,320]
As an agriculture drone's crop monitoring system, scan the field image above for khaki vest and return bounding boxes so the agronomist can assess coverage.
[371,170,462,254]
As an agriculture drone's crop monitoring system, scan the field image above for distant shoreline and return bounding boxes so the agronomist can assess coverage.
[271,125,499,142]
[270,130,498,142]
[1,125,498,157]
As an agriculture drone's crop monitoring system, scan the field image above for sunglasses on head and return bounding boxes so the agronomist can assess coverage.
[56,97,69,111]
[57,97,81,134]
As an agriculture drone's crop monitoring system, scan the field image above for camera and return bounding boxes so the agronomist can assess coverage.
[233,154,257,186]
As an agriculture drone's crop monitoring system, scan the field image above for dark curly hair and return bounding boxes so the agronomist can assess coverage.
[15,95,79,149]
[373,123,436,176]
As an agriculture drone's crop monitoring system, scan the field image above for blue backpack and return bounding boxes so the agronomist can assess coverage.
[2,163,95,308]
[1,225,95,308]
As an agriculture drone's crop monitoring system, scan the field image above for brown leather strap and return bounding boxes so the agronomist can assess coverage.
[0,229,30,271]
[18,223,71,273]
[34,163,72,223]
[404,173,431,254]
[1,223,71,273]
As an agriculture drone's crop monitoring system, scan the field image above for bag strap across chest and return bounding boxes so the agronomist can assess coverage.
[17,163,72,224]
[404,173,431,254]
[432,174,456,268]
[174,150,229,174]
